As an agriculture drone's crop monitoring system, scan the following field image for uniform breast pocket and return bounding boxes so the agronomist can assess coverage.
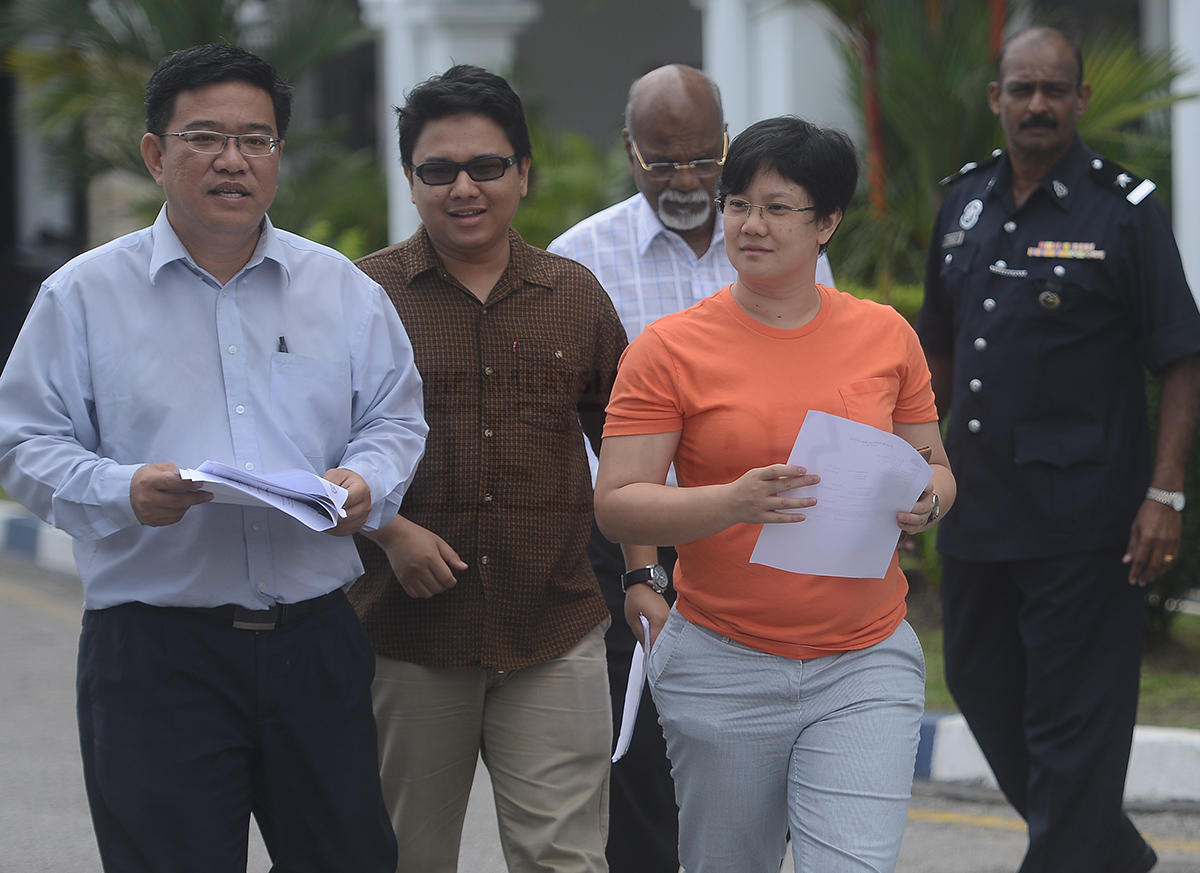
[270,353,351,467]
[516,340,584,432]
[837,377,897,431]
[938,239,977,296]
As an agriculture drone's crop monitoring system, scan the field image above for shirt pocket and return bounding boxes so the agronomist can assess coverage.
[938,238,977,297]
[837,377,897,431]
[270,353,351,468]
[515,339,582,432]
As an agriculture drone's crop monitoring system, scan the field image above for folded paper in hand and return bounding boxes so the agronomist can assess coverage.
[178,460,349,532]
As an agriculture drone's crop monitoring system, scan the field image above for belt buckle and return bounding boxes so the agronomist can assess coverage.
[232,605,280,631]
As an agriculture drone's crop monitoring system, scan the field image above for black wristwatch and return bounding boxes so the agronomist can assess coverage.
[621,564,669,594]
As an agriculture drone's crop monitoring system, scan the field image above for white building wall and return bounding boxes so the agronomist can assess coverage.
[1169,0,1200,301]
[695,0,859,140]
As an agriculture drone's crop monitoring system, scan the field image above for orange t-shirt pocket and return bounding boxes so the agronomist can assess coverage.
[837,377,896,432]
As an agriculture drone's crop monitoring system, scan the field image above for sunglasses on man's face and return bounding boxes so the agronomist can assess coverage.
[411,155,518,186]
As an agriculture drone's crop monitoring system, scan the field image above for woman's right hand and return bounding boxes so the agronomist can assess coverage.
[625,584,671,650]
[721,464,820,527]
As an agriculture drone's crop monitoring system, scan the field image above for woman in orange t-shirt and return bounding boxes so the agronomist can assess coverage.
[595,116,955,873]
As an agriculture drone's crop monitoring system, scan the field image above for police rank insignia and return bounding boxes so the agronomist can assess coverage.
[959,199,983,230]
[1026,241,1106,260]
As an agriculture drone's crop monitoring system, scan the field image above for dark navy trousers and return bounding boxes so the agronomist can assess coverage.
[941,547,1150,873]
[589,524,680,873]
[76,591,396,873]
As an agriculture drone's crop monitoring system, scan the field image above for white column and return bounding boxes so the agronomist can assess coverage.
[695,0,751,136]
[1170,0,1200,301]
[361,0,541,244]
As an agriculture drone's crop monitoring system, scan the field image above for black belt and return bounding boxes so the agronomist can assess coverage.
[186,588,343,630]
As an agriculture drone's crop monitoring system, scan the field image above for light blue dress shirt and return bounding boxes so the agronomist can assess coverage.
[0,207,427,610]
[548,193,835,341]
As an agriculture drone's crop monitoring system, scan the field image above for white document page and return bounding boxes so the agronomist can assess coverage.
[178,460,348,532]
[612,615,652,763]
[750,410,932,579]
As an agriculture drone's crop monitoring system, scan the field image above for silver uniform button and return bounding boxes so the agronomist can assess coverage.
[1004,221,1016,233]
[969,379,983,393]
[1092,158,1103,170]
[1053,264,1066,277]
[945,253,953,264]
[968,419,982,433]
[983,298,996,312]
[994,259,1007,269]
[974,337,988,352]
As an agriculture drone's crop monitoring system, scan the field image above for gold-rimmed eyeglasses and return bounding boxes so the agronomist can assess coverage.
[630,130,729,181]
[716,197,817,222]
[161,130,281,157]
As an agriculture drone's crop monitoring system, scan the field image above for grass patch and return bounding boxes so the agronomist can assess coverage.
[906,584,1200,729]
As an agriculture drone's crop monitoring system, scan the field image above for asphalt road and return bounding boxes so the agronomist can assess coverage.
[2,556,1197,872]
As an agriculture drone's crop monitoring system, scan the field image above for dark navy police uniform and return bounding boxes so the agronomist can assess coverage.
[918,136,1200,873]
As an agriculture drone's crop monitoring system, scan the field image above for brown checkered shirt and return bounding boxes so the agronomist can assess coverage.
[349,227,626,670]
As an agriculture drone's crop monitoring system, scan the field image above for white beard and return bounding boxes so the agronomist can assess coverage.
[656,188,713,232]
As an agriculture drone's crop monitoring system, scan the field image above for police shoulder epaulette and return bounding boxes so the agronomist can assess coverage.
[938,149,1002,188]
[1089,156,1156,205]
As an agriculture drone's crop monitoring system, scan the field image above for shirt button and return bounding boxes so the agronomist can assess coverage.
[974,337,988,352]
[245,462,254,471]
[969,379,983,393]
[480,555,489,565]
[554,350,564,359]
[484,428,493,438]
[1003,221,1016,233]
[1053,265,1066,278]
[484,493,493,502]
[944,253,953,264]
[983,298,996,312]
[484,367,493,376]
[228,345,237,355]
[258,582,266,592]
[252,522,261,532]
[235,405,245,414]
[968,419,982,433]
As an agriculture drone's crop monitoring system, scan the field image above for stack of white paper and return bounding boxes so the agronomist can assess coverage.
[178,460,349,532]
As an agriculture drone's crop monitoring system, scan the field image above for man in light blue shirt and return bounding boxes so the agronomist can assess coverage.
[0,44,426,872]
[547,64,833,873]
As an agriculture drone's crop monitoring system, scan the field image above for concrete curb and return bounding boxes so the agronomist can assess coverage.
[916,711,1200,803]
[0,502,77,577]
[3,501,1199,803]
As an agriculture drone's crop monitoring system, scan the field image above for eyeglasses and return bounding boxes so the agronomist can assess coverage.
[411,155,518,186]
[630,130,729,181]
[161,130,281,157]
[716,197,817,221]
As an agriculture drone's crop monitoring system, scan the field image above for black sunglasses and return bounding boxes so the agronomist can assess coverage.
[411,155,518,186]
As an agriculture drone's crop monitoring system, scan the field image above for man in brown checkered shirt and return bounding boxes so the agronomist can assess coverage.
[349,65,626,873]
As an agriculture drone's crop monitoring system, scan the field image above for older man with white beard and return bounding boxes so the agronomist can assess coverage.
[548,64,833,873]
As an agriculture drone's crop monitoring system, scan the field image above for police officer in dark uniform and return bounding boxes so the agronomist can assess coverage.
[917,26,1200,873]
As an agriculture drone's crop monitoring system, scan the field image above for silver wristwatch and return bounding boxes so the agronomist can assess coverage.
[621,564,669,594]
[1146,487,1186,512]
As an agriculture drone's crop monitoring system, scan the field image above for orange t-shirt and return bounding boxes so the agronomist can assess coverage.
[604,284,938,658]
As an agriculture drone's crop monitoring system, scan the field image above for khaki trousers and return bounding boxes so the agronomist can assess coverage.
[372,620,611,873]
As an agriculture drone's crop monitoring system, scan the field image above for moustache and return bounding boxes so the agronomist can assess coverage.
[1020,115,1058,131]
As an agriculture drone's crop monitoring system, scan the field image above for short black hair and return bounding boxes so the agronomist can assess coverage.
[397,65,532,167]
[996,26,1084,87]
[718,116,857,254]
[145,44,293,137]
